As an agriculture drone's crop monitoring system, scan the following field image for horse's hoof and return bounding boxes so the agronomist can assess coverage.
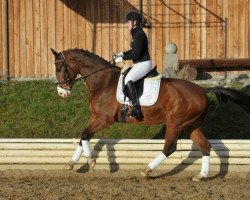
[87,158,96,170]
[140,166,151,177]
[192,174,207,182]
[64,160,75,170]
[140,170,148,177]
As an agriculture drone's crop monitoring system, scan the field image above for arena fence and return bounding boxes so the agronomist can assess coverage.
[0,139,249,172]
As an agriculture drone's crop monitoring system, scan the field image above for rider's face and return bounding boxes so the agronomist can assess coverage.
[126,20,133,30]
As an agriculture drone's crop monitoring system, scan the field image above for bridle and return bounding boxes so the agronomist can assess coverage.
[55,52,82,87]
[55,52,113,88]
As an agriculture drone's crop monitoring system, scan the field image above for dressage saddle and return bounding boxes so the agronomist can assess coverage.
[122,67,159,99]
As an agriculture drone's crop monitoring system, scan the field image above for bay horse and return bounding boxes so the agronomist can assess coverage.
[51,48,250,181]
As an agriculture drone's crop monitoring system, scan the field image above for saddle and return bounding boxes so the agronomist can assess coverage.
[116,66,162,123]
[116,66,162,107]
[121,66,159,99]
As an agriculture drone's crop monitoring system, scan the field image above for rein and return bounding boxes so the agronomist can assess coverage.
[82,65,113,80]
[55,52,113,87]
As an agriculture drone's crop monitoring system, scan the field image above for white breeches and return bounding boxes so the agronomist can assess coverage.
[124,60,153,85]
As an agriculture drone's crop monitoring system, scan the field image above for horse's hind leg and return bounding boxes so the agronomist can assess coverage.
[140,122,180,177]
[189,128,211,181]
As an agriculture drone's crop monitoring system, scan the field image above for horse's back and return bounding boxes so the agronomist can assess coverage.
[161,77,205,96]
[158,78,207,111]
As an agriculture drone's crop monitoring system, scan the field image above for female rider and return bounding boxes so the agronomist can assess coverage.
[114,11,152,120]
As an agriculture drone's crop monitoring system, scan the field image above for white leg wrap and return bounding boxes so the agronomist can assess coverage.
[82,140,91,158]
[200,156,210,177]
[148,152,167,170]
[72,145,83,162]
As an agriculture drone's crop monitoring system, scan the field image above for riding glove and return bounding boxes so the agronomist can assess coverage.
[115,56,123,63]
[114,52,124,57]
[113,52,124,63]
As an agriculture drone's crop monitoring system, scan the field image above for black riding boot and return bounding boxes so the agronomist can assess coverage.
[125,81,144,121]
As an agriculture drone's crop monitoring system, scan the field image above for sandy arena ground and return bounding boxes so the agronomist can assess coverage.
[0,169,249,200]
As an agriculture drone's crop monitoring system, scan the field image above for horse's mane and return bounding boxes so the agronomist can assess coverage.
[70,48,112,66]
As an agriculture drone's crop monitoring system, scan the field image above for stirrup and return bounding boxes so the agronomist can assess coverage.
[130,106,143,121]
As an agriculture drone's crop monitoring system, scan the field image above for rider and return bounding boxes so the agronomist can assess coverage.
[114,11,153,120]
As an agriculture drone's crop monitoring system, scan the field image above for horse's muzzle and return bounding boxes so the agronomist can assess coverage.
[57,85,71,98]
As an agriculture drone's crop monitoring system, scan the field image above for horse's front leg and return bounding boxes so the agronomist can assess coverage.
[64,129,96,170]
[64,115,113,170]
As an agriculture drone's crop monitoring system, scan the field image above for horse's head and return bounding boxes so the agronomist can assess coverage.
[51,48,79,98]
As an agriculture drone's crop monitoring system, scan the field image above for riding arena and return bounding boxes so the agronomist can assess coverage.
[0,1,250,199]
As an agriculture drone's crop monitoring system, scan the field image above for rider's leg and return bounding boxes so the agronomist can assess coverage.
[124,60,153,84]
[124,80,143,120]
[124,61,152,120]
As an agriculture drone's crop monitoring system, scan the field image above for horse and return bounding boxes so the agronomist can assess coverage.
[51,48,250,181]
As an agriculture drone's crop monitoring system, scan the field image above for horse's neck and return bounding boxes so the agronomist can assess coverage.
[80,65,120,92]
[72,50,121,91]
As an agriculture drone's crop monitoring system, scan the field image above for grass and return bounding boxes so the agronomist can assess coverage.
[0,80,249,139]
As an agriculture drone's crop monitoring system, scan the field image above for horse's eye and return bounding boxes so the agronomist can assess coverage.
[55,63,64,72]
[55,65,60,72]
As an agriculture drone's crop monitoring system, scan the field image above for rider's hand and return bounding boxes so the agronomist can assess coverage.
[115,56,123,63]
[113,52,123,60]
[113,52,124,63]
[115,52,123,57]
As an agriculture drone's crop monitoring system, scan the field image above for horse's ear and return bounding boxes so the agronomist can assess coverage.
[51,48,60,57]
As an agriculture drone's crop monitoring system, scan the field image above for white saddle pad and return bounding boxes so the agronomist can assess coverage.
[116,74,162,106]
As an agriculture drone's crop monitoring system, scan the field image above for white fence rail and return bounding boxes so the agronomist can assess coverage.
[0,139,250,171]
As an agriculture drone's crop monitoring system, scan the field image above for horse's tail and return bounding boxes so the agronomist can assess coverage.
[206,87,250,114]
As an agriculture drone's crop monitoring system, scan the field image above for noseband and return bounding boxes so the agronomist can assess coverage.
[55,52,112,88]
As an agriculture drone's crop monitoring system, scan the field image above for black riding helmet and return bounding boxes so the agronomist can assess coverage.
[125,11,142,26]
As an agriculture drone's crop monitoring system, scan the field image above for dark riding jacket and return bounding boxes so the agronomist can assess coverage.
[122,26,150,64]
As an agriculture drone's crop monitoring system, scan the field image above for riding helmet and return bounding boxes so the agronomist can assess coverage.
[125,11,142,25]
